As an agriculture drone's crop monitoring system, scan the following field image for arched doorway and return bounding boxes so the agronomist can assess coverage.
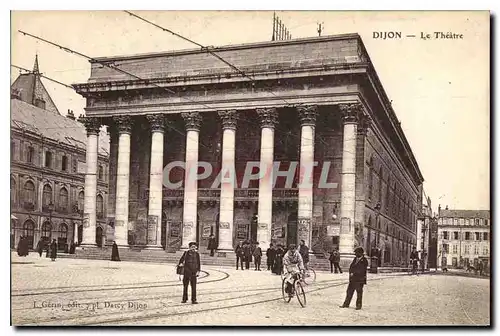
[58,223,68,252]
[96,226,103,247]
[287,211,298,247]
[77,225,83,245]
[23,220,35,249]
[41,221,52,244]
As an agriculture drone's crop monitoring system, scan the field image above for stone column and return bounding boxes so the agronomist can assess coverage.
[297,105,317,247]
[181,112,202,249]
[217,110,237,251]
[146,114,166,248]
[114,116,132,247]
[256,108,278,248]
[338,103,363,256]
[81,117,100,246]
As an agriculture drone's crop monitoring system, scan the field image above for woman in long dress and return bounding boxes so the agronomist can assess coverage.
[50,239,57,261]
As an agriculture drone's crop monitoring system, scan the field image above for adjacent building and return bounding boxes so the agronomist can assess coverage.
[10,56,109,251]
[437,207,490,270]
[73,34,424,265]
[416,196,432,269]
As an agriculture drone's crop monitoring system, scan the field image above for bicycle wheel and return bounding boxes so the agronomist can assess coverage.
[294,280,306,307]
[303,268,316,285]
[282,277,292,303]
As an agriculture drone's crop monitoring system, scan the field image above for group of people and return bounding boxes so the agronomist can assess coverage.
[16,237,59,261]
[16,236,31,257]
[234,240,263,271]
[265,240,310,275]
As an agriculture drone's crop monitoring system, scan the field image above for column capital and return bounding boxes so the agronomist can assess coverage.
[218,110,238,130]
[81,117,101,135]
[256,107,278,129]
[357,115,372,135]
[146,114,167,133]
[339,103,364,124]
[181,112,202,131]
[297,105,318,126]
[113,116,133,134]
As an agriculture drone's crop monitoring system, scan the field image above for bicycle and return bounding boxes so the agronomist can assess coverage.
[303,265,316,285]
[281,270,307,307]
[408,260,420,275]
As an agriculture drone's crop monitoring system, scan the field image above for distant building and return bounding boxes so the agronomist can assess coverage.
[10,56,109,251]
[437,206,490,270]
[416,196,432,269]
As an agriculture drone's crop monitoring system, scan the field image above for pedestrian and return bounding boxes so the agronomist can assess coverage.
[253,242,262,271]
[299,239,310,269]
[50,239,58,261]
[36,239,44,257]
[16,236,24,256]
[69,241,76,254]
[46,240,51,258]
[478,260,484,276]
[340,247,368,310]
[177,242,200,304]
[21,236,29,256]
[243,241,252,270]
[111,241,120,261]
[266,243,276,271]
[273,244,285,275]
[207,234,217,257]
[330,248,342,273]
[235,241,244,270]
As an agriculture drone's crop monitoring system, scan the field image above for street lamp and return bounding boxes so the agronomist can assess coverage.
[48,201,54,244]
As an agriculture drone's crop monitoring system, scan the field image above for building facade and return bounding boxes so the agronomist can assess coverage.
[437,207,490,270]
[416,196,432,269]
[74,34,424,264]
[10,57,109,251]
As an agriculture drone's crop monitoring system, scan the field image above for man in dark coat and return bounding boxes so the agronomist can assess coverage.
[273,245,285,275]
[234,241,244,270]
[266,243,276,271]
[330,248,342,273]
[340,247,368,310]
[50,239,58,261]
[243,241,252,270]
[299,240,310,268]
[207,234,217,257]
[17,236,24,256]
[45,240,51,258]
[178,242,201,304]
[69,241,76,254]
[253,242,263,271]
[111,241,120,261]
[36,239,44,257]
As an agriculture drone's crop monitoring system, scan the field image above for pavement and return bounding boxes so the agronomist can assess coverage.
[11,252,490,326]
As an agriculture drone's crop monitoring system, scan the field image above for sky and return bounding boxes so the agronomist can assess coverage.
[10,10,490,212]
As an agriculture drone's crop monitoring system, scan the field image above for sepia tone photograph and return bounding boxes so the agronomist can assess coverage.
[9,10,490,326]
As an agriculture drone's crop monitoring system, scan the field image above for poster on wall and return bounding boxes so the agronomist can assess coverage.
[147,215,158,245]
[170,221,181,238]
[236,224,248,240]
[202,224,211,238]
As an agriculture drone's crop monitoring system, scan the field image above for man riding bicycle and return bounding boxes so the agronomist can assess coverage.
[283,244,305,296]
[410,247,419,274]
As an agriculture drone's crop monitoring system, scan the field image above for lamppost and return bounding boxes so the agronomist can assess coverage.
[48,201,54,245]
[370,203,381,273]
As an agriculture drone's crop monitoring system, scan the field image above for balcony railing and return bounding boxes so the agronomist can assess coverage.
[154,188,300,201]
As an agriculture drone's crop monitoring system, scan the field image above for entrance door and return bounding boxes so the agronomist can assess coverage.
[96,226,103,247]
[23,220,35,249]
[287,211,298,247]
[77,225,83,245]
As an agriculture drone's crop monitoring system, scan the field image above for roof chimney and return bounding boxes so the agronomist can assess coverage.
[445,205,449,210]
[67,109,75,120]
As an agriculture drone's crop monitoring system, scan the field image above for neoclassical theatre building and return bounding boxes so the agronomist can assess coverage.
[74,34,424,264]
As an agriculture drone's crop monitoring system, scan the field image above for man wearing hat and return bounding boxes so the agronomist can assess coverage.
[178,242,201,304]
[340,246,368,310]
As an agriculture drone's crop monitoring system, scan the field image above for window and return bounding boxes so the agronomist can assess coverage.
[474,245,479,255]
[59,188,68,212]
[475,232,481,241]
[378,167,383,203]
[62,156,68,171]
[41,222,51,240]
[464,245,470,254]
[465,232,471,240]
[459,218,464,226]
[11,141,16,160]
[386,176,391,211]
[483,247,489,255]
[453,231,459,240]
[96,194,104,219]
[98,165,104,181]
[443,244,449,253]
[10,178,16,204]
[42,184,53,209]
[443,231,449,240]
[27,146,34,163]
[483,232,489,241]
[475,219,480,225]
[45,151,52,168]
[368,157,373,199]
[454,218,459,226]
[77,191,84,214]
[23,181,35,205]
[72,159,77,173]
[485,219,489,226]
[452,245,458,254]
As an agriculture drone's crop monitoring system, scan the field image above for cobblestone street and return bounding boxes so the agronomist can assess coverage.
[11,253,490,326]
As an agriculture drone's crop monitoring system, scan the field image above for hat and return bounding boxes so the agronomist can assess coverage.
[354,247,364,254]
[188,242,197,247]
